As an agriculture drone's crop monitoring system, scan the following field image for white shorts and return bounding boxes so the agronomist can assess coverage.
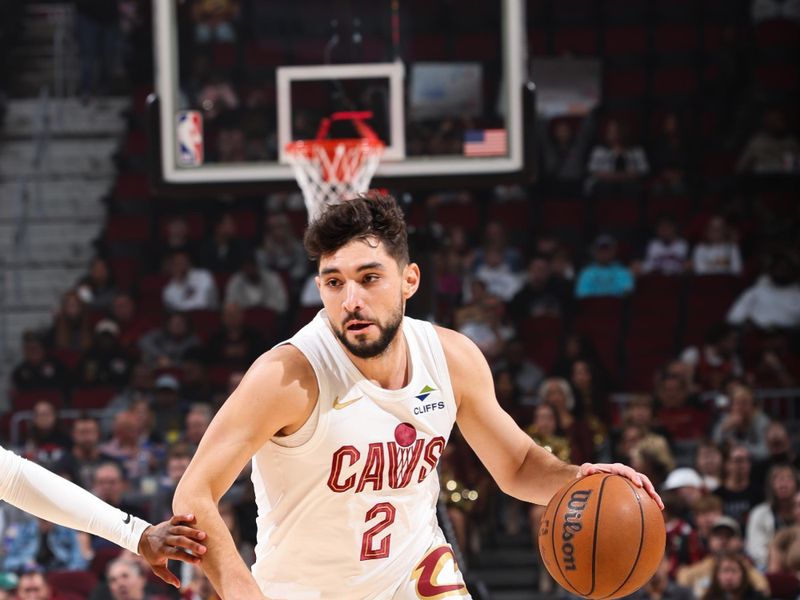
[390,540,472,600]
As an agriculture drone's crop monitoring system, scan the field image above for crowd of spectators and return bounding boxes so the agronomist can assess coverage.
[1,0,799,599]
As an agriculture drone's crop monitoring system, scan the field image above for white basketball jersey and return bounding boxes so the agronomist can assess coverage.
[250,311,458,600]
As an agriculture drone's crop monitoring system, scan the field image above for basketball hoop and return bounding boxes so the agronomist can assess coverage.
[285,111,384,222]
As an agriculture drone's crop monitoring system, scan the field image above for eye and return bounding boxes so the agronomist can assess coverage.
[363,274,380,284]
[325,278,342,288]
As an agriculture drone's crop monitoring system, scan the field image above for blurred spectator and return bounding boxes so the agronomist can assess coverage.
[110,292,152,354]
[538,114,595,184]
[224,255,288,313]
[153,444,193,523]
[138,312,202,369]
[470,221,523,274]
[570,359,611,459]
[12,570,56,600]
[650,113,690,196]
[196,213,249,273]
[509,255,571,320]
[625,554,693,600]
[575,235,634,298]
[90,462,146,545]
[76,256,117,311]
[638,217,689,276]
[181,564,220,599]
[663,468,706,520]
[538,378,594,465]
[468,247,524,302]
[129,397,166,448]
[678,519,770,599]
[727,251,800,329]
[196,72,239,123]
[3,517,87,572]
[736,109,799,174]
[150,374,188,442]
[192,0,239,43]
[663,490,705,576]
[712,383,770,462]
[762,421,800,473]
[48,290,91,353]
[99,411,156,484]
[701,552,768,600]
[219,500,255,567]
[694,494,725,554]
[630,434,676,490]
[618,395,673,442]
[183,404,212,449]
[695,441,725,492]
[216,121,246,163]
[103,363,155,426]
[692,216,743,275]
[23,400,71,470]
[750,330,798,388]
[655,373,709,442]
[208,303,265,367]
[492,339,545,406]
[765,501,800,600]
[299,273,323,308]
[680,323,743,392]
[526,403,571,463]
[151,216,194,273]
[456,293,514,361]
[586,118,649,193]
[106,557,157,600]
[714,444,763,526]
[751,0,800,23]
[162,251,219,312]
[180,349,214,406]
[746,463,799,570]
[11,331,68,391]
[494,369,524,424]
[75,320,132,387]
[54,416,116,489]
[75,0,119,99]
[256,213,308,288]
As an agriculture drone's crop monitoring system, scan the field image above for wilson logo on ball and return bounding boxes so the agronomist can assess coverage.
[561,489,592,571]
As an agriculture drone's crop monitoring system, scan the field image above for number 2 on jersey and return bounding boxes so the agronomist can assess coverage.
[360,502,396,560]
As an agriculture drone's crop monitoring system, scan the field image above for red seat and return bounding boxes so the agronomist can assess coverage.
[71,387,117,409]
[604,27,647,56]
[645,195,691,226]
[188,309,222,342]
[105,215,151,243]
[10,389,64,411]
[519,316,563,371]
[407,34,448,61]
[538,198,586,231]
[755,63,799,92]
[212,42,237,68]
[244,40,289,67]
[604,68,646,100]
[113,173,149,200]
[52,348,82,371]
[574,297,626,376]
[108,256,142,290]
[137,274,169,313]
[453,33,499,61]
[244,308,277,334]
[230,208,259,240]
[291,38,328,64]
[123,130,147,157]
[754,20,800,51]
[554,27,597,56]
[158,213,206,241]
[435,202,480,234]
[683,275,744,345]
[653,25,698,53]
[488,201,531,231]
[652,66,699,97]
[47,570,98,597]
[593,196,641,230]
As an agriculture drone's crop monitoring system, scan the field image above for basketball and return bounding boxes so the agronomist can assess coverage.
[538,473,665,599]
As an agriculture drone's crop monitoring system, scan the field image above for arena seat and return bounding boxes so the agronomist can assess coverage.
[71,387,117,410]
[47,570,97,597]
[519,315,563,372]
[10,389,64,411]
[603,27,647,58]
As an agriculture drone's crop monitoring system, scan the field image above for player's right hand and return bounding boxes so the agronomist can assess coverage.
[138,513,207,588]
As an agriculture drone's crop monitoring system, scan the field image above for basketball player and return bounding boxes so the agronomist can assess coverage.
[174,194,663,599]
[0,445,206,588]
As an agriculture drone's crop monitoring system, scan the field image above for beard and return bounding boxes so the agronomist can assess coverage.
[333,302,404,359]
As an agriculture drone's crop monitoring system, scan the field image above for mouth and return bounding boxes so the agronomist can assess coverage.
[346,320,373,332]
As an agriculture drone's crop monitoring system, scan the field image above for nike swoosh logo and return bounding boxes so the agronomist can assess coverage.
[123,513,131,525]
[333,395,363,410]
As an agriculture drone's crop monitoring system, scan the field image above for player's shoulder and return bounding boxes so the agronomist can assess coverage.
[432,325,489,378]
[247,343,317,390]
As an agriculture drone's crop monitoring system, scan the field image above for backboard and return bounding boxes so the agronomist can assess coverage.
[148,0,535,195]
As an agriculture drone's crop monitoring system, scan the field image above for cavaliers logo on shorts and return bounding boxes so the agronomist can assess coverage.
[410,546,468,599]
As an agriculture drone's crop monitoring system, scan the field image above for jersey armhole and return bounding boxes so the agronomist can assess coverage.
[422,323,458,423]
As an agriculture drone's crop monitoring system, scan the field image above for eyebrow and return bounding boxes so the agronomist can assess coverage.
[320,262,385,276]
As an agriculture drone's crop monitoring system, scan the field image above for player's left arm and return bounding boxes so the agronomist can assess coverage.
[437,328,662,508]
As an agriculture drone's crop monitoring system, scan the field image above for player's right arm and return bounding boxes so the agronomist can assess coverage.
[173,344,317,599]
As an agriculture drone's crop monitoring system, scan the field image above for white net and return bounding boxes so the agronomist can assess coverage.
[286,139,384,222]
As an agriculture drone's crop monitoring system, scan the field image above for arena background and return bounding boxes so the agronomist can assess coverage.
[0,0,798,598]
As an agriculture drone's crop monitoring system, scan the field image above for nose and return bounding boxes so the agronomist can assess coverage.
[341,281,364,314]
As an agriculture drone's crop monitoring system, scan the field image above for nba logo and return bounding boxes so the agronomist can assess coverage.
[176,110,204,167]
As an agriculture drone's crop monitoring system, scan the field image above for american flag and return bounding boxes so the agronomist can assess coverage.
[463,129,508,157]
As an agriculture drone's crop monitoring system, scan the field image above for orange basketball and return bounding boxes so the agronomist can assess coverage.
[538,473,665,599]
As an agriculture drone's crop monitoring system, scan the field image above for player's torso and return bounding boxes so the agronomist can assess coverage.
[251,312,457,600]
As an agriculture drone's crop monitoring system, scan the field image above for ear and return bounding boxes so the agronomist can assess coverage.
[315,275,321,290]
[402,263,421,300]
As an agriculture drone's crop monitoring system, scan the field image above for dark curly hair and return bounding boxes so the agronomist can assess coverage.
[303,193,409,266]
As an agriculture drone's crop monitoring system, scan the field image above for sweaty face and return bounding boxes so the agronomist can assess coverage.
[317,238,417,360]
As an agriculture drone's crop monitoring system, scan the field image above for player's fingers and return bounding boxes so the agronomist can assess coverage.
[150,564,181,588]
[167,535,207,555]
[640,474,664,510]
[168,525,207,541]
[167,546,203,564]
[170,513,196,525]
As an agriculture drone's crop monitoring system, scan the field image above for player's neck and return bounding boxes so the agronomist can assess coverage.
[348,326,410,390]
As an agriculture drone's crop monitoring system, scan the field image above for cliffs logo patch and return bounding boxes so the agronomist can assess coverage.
[415,385,437,402]
[413,385,445,416]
